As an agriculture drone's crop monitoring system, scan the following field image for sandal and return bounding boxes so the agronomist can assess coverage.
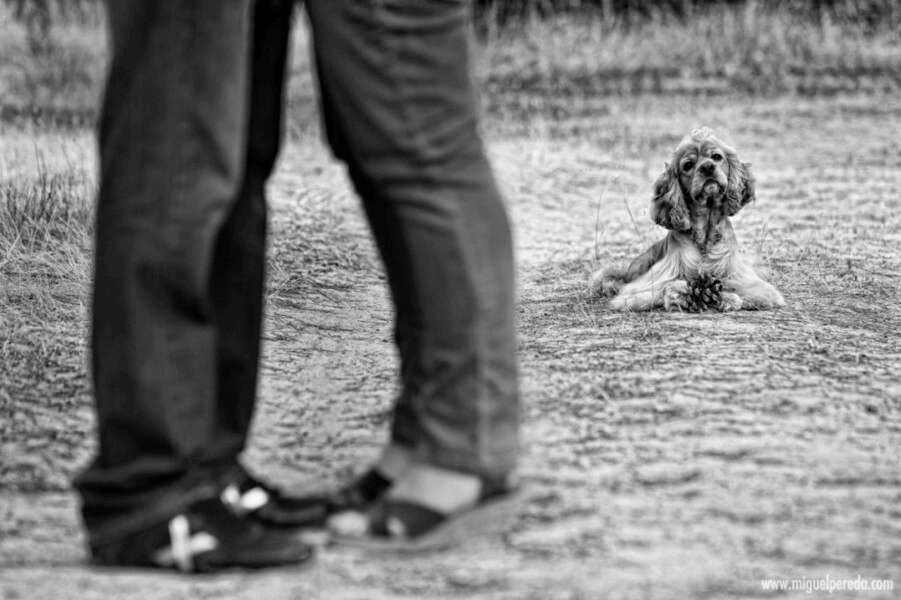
[331,476,524,552]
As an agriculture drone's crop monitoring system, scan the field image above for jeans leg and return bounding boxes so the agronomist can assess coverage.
[306,0,520,477]
[207,0,295,469]
[74,0,256,545]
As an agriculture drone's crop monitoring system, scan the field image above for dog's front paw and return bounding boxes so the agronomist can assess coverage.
[590,268,626,298]
[663,280,690,311]
[599,278,625,298]
[719,292,743,312]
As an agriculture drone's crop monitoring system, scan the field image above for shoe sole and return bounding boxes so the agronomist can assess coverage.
[331,488,526,553]
[90,550,316,575]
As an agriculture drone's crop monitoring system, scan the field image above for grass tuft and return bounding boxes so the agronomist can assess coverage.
[0,152,94,252]
[0,145,95,321]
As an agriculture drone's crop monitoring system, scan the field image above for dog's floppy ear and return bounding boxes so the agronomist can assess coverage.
[724,152,755,216]
[650,161,690,231]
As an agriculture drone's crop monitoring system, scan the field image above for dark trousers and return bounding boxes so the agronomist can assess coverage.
[75,0,519,547]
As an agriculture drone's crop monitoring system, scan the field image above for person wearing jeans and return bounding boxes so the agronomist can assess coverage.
[75,0,520,571]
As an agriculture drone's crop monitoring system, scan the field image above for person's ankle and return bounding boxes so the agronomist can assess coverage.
[374,442,414,481]
[387,462,482,514]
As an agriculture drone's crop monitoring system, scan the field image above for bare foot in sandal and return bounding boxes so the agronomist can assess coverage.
[329,462,522,552]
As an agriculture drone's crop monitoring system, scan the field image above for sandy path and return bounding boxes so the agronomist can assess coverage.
[2,93,900,599]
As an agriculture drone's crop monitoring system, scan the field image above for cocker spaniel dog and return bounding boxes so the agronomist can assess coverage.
[592,128,784,312]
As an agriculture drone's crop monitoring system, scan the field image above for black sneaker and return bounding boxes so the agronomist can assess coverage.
[221,472,330,529]
[90,497,313,573]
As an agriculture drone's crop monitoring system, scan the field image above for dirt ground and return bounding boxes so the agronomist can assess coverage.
[2,91,900,599]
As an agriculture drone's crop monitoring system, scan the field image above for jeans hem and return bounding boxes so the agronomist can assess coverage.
[83,481,220,548]
[417,445,519,479]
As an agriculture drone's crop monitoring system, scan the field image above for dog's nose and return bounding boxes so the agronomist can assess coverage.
[698,162,716,176]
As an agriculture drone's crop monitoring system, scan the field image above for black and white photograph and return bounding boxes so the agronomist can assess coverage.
[1,0,899,598]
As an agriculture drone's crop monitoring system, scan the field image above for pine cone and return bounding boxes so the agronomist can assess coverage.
[687,273,724,312]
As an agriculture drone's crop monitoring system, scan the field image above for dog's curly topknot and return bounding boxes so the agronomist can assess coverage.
[689,127,716,143]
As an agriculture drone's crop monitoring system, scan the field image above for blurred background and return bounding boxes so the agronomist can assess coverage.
[2,0,900,131]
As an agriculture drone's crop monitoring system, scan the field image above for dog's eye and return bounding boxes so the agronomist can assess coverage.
[711,153,723,161]
[682,161,694,172]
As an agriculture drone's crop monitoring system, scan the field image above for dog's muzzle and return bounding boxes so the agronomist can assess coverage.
[692,160,727,199]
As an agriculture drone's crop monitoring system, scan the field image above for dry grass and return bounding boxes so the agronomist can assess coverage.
[0,135,96,492]
[3,2,900,131]
[0,134,94,313]
[478,2,901,111]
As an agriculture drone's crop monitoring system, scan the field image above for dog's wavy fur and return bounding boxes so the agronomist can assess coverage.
[592,128,784,312]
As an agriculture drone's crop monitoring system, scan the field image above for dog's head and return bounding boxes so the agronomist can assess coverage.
[650,128,755,231]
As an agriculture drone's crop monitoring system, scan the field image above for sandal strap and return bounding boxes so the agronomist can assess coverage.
[479,475,516,502]
[368,475,519,540]
[330,468,393,511]
[370,501,445,539]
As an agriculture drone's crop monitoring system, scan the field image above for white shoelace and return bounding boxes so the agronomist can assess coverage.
[220,484,270,515]
[152,515,218,572]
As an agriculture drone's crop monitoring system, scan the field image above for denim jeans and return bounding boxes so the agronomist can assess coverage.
[75,0,519,546]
